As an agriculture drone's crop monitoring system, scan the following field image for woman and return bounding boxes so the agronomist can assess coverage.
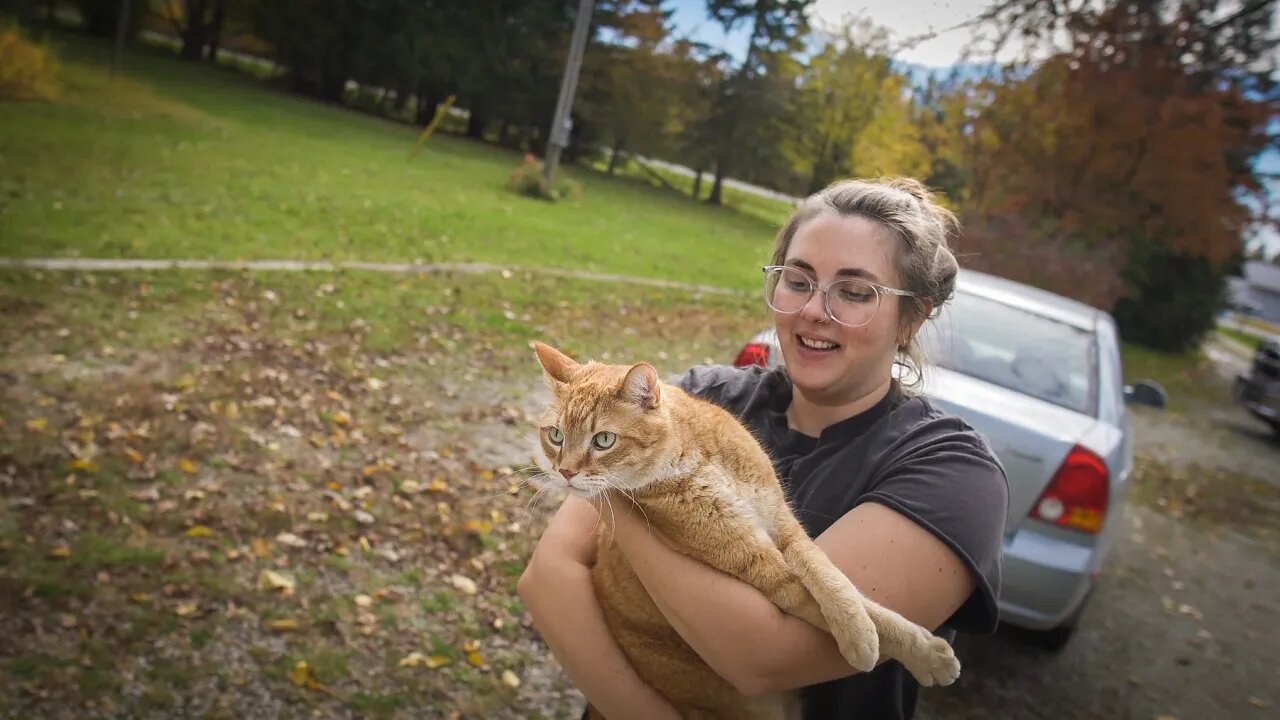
[518,177,1010,720]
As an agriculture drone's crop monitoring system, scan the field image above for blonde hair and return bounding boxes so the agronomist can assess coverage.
[771,177,960,388]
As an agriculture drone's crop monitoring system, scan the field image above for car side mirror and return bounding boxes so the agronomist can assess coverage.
[1124,380,1168,410]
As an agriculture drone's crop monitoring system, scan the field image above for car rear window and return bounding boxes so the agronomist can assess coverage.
[918,290,1098,415]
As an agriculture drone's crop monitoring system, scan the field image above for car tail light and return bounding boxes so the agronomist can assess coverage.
[1030,445,1108,533]
[734,343,770,368]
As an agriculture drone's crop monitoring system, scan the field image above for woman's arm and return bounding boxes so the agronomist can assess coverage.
[518,496,681,720]
[609,500,975,696]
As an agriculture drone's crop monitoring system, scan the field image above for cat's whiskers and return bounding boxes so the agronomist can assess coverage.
[482,463,542,502]
[602,472,652,532]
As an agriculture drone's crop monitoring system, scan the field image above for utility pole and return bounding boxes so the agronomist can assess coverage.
[544,0,594,188]
[110,0,131,78]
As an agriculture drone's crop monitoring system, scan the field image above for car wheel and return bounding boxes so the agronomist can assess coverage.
[1028,590,1091,652]
[1029,621,1078,652]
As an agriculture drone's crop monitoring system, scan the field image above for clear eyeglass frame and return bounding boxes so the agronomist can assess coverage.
[762,265,917,328]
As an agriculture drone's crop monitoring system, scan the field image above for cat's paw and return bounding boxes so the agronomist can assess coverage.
[901,635,961,687]
[831,606,879,672]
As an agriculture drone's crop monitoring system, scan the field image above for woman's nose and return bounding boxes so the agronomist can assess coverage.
[799,289,829,323]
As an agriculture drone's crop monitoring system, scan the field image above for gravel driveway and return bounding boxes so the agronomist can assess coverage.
[919,378,1280,720]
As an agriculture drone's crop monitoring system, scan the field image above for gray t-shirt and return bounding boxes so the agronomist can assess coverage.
[670,364,1009,720]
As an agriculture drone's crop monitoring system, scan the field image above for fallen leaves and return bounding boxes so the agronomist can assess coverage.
[288,661,331,693]
[185,525,215,538]
[266,618,301,632]
[501,669,521,688]
[276,532,307,548]
[398,652,451,669]
[259,570,297,596]
[449,574,477,596]
[178,458,198,474]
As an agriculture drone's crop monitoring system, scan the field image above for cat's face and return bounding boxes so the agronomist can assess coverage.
[531,342,673,499]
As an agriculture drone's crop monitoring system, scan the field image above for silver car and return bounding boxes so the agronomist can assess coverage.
[733,269,1167,649]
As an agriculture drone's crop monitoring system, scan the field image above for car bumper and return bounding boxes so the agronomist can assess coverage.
[1234,374,1280,421]
[997,527,1096,631]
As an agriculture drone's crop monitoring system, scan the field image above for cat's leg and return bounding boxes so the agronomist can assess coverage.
[857,598,961,687]
[775,522,879,672]
[637,496,830,631]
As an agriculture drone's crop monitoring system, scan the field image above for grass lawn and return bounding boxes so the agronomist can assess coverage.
[0,267,767,719]
[0,30,789,291]
[0,29,787,718]
[1217,326,1264,351]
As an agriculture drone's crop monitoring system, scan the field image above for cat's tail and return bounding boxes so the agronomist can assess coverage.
[778,525,879,672]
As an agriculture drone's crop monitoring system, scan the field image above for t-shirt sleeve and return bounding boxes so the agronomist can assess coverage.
[859,416,1010,634]
[666,364,765,413]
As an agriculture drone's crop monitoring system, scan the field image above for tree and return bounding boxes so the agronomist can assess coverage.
[156,0,227,61]
[578,0,677,173]
[960,0,1277,350]
[781,18,928,194]
[700,0,814,204]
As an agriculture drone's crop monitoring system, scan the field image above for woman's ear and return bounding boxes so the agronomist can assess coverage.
[899,298,934,348]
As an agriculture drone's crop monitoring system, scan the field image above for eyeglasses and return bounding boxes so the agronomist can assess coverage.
[762,265,916,328]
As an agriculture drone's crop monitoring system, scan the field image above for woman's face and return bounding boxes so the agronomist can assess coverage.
[774,213,907,404]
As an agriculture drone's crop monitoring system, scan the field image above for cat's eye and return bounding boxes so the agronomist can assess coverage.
[547,426,564,445]
[592,431,617,450]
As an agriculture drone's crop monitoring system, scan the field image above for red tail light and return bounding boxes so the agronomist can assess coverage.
[1030,445,1109,533]
[734,343,770,368]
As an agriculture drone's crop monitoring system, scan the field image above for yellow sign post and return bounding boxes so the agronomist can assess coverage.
[409,94,458,159]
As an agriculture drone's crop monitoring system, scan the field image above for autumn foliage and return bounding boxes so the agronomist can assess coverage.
[945,1,1276,350]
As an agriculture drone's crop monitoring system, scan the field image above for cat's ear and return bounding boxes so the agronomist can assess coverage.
[619,363,661,410]
[533,341,579,385]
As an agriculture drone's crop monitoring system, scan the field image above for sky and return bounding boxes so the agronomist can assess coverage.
[666,0,1280,256]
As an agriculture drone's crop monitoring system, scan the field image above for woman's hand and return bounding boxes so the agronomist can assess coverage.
[519,495,681,720]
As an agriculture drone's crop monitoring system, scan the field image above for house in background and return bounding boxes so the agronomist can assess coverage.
[1228,261,1280,324]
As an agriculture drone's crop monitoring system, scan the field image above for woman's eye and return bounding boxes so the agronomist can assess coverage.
[592,431,616,450]
[785,279,810,292]
[837,287,875,303]
[547,427,563,445]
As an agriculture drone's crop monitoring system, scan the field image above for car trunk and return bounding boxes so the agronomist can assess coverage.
[923,367,1099,531]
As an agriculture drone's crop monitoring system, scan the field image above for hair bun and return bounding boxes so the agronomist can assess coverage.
[885,177,930,202]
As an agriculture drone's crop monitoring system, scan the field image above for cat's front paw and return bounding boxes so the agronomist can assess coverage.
[831,606,879,672]
[901,635,961,687]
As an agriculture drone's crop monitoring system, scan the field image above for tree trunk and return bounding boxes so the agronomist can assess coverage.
[466,99,487,140]
[708,160,726,205]
[691,167,703,199]
[417,88,443,126]
[205,0,225,64]
[606,139,625,175]
[179,0,209,61]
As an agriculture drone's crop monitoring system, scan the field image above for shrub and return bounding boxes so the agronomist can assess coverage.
[506,153,582,202]
[0,21,59,101]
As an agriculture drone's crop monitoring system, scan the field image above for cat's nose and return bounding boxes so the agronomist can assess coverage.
[559,469,577,481]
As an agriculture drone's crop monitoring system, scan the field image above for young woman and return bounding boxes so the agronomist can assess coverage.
[518,177,1010,720]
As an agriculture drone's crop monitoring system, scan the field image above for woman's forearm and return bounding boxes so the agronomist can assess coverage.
[519,544,680,719]
[608,508,852,694]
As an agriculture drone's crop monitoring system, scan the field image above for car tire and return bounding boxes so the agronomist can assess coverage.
[1028,590,1092,652]
[1028,621,1078,652]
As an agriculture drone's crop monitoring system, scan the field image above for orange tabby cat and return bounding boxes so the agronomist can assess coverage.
[529,342,960,720]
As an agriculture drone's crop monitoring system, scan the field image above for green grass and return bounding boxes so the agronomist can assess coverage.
[0,31,782,291]
[1121,343,1231,413]
[1218,326,1263,351]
